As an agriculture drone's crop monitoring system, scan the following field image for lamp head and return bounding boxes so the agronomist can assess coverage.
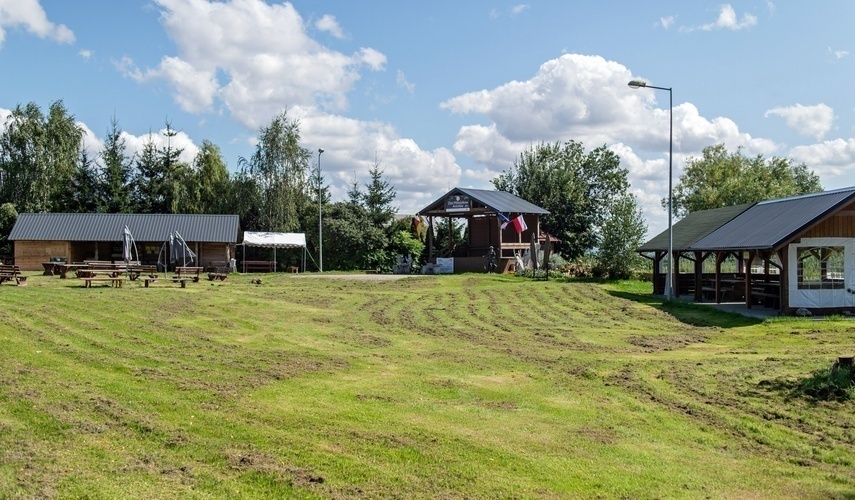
[318,148,324,154]
[627,80,648,89]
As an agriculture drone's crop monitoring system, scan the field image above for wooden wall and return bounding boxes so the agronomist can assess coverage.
[802,203,855,238]
[197,242,232,266]
[14,241,70,271]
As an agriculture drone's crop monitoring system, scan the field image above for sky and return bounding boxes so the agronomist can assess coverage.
[1,0,855,239]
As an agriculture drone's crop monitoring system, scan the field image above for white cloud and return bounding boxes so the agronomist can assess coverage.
[829,47,849,60]
[681,4,757,32]
[396,70,415,93]
[290,106,461,214]
[788,139,855,179]
[122,127,200,166]
[357,47,386,71]
[0,0,75,48]
[440,53,786,236]
[765,103,834,140]
[511,4,530,15]
[79,49,92,61]
[441,54,775,167]
[138,0,387,129]
[659,16,675,29]
[316,14,344,39]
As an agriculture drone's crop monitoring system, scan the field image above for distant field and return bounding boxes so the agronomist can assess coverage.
[0,273,852,498]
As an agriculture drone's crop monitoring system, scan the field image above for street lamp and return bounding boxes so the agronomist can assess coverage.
[628,79,674,301]
[317,148,324,273]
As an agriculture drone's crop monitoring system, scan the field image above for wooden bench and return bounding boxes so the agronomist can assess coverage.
[242,260,276,272]
[0,265,27,286]
[172,267,202,287]
[80,276,124,288]
[127,265,158,281]
[207,272,228,281]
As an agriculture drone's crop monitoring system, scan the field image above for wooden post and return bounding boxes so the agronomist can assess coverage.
[745,250,756,309]
[694,251,703,302]
[428,216,434,261]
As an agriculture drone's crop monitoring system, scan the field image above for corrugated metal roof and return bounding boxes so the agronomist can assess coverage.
[9,213,240,243]
[419,187,549,215]
[690,188,855,251]
[637,203,754,252]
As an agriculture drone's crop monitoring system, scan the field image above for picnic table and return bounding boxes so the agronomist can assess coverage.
[0,265,27,285]
[42,262,58,276]
[57,263,89,279]
[78,268,125,288]
[172,266,203,288]
[242,260,276,272]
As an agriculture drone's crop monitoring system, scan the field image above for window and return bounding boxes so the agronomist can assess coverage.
[797,246,845,290]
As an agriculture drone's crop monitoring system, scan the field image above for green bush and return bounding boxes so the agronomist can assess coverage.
[796,365,854,401]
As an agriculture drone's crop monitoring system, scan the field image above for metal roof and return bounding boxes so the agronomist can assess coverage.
[419,187,549,215]
[637,203,754,252]
[690,187,855,251]
[8,213,240,243]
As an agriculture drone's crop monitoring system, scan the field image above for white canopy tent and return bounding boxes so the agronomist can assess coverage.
[239,231,307,272]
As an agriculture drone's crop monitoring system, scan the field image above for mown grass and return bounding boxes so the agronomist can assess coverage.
[0,273,853,498]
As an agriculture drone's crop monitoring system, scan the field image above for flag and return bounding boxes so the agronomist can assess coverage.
[497,212,510,230]
[511,215,527,233]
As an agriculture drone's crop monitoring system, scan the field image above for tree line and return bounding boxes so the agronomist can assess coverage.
[0,100,823,277]
[0,101,416,271]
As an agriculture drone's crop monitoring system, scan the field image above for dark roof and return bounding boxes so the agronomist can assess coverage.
[690,187,855,251]
[419,187,549,216]
[638,203,754,252]
[8,213,240,243]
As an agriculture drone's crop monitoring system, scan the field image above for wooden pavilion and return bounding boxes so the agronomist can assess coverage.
[638,187,855,315]
[419,187,549,273]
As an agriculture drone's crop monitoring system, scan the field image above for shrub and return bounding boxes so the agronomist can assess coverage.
[795,364,854,401]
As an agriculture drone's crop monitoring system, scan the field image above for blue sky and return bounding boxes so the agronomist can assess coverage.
[2,1,854,237]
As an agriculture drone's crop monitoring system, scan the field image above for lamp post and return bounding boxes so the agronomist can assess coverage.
[317,148,324,273]
[628,79,673,301]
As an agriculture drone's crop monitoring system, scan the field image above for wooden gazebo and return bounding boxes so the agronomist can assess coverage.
[638,187,855,314]
[419,187,549,273]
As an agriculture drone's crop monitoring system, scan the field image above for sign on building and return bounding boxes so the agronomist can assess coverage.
[445,195,470,212]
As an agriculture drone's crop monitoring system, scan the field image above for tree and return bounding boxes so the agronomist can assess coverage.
[493,140,629,259]
[180,140,232,214]
[321,201,388,270]
[363,159,397,228]
[596,193,647,279]
[99,117,133,213]
[130,122,191,214]
[238,111,311,232]
[0,100,83,213]
[131,137,159,213]
[0,202,17,258]
[671,144,822,217]
[68,149,100,213]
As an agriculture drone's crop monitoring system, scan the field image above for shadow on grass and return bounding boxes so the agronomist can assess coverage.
[606,288,764,329]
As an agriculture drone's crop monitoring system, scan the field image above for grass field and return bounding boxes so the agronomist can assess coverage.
[0,272,853,498]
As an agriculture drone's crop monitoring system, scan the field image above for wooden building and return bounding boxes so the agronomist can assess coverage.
[8,213,239,271]
[638,187,855,314]
[419,187,549,273]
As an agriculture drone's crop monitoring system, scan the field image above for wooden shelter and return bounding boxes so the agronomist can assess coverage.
[419,187,549,273]
[638,187,855,314]
[8,213,239,271]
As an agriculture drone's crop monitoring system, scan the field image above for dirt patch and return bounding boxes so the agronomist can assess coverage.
[626,331,709,352]
[226,450,325,487]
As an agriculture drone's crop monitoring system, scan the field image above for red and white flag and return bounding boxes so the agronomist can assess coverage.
[511,215,527,233]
